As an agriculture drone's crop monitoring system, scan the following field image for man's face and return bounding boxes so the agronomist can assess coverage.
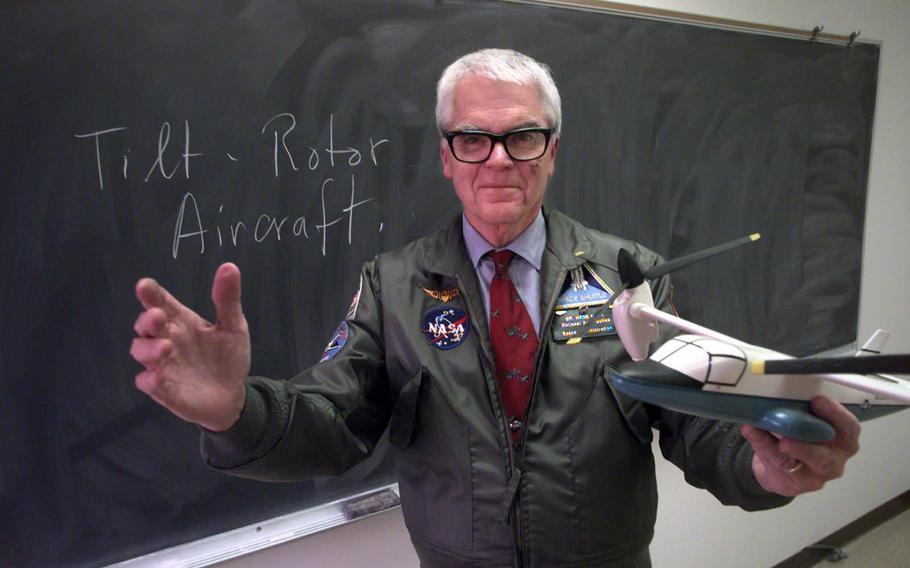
[440,75,558,243]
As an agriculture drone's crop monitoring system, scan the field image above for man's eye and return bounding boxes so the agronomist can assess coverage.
[511,132,534,144]
[461,135,483,146]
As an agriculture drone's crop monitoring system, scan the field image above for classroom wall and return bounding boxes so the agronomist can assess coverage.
[217,1,910,566]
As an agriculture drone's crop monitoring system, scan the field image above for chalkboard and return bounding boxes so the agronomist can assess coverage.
[0,1,878,566]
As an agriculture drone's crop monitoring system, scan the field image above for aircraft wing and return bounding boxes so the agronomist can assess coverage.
[752,357,910,404]
[807,371,910,404]
[631,303,910,405]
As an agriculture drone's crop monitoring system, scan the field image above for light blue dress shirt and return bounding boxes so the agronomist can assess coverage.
[462,212,546,338]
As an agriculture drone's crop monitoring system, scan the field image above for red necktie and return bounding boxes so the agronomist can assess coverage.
[488,250,539,445]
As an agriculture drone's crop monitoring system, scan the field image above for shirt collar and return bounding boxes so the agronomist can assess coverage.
[462,211,545,271]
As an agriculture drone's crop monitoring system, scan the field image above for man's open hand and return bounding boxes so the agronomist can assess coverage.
[130,263,251,432]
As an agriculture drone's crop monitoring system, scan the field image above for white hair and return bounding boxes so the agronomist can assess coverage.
[435,48,562,136]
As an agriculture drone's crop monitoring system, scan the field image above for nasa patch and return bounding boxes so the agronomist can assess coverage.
[319,321,349,362]
[422,307,471,350]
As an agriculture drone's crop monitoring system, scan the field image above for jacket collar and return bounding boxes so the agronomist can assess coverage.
[540,208,603,271]
[422,207,601,278]
[422,213,473,277]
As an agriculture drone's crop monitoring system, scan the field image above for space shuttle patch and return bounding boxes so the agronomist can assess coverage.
[552,264,617,343]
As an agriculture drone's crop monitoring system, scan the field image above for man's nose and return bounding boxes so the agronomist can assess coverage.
[486,140,513,166]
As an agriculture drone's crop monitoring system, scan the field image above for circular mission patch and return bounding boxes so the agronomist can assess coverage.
[421,307,471,350]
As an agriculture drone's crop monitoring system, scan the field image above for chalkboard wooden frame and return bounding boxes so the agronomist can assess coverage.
[0,1,878,566]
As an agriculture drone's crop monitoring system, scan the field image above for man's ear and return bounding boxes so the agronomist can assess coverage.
[440,138,453,179]
[547,136,560,176]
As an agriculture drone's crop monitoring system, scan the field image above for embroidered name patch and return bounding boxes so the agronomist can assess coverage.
[422,307,470,350]
[319,321,349,362]
[553,308,616,342]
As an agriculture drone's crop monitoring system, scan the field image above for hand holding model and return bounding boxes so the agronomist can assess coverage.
[742,396,861,496]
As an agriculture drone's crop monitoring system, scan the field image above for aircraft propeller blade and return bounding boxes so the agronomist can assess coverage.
[642,233,762,280]
[614,233,762,292]
[754,354,910,376]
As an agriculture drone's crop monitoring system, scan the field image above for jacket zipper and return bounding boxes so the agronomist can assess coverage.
[454,272,519,520]
[458,262,573,567]
[513,266,569,567]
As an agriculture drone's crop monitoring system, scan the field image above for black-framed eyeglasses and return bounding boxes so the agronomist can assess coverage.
[443,127,553,163]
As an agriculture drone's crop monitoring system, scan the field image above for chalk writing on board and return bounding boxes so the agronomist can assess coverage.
[76,114,389,189]
[77,113,390,259]
[73,126,128,190]
[261,113,301,175]
[143,121,203,182]
[259,113,389,176]
[172,175,374,259]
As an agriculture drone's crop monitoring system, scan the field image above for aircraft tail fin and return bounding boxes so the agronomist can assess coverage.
[857,329,889,356]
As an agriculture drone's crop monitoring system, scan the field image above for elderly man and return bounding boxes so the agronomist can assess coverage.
[131,49,859,567]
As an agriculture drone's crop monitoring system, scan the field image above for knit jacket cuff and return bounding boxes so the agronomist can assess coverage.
[727,437,794,511]
[199,380,287,470]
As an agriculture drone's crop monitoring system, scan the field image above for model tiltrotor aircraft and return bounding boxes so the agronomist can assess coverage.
[606,235,910,442]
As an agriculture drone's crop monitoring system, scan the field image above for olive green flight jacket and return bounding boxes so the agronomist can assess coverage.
[202,209,790,567]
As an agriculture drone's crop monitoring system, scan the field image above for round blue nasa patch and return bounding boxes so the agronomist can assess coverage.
[422,307,471,350]
[319,321,349,362]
